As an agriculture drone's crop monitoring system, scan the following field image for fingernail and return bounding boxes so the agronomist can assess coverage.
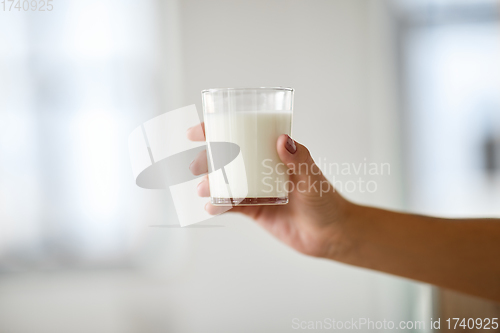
[189,159,195,171]
[197,178,205,190]
[285,135,297,154]
[204,202,210,211]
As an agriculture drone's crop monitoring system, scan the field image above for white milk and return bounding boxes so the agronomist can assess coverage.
[205,111,292,200]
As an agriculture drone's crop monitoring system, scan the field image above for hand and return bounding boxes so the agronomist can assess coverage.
[190,123,500,301]
[187,124,354,259]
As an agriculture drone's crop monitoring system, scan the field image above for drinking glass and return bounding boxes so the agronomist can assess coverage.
[201,87,294,206]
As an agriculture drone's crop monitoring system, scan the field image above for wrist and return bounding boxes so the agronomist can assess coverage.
[323,198,363,263]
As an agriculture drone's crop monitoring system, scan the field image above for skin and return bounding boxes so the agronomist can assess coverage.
[187,123,500,302]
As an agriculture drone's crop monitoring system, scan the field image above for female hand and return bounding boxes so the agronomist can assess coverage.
[187,123,353,259]
[188,123,500,302]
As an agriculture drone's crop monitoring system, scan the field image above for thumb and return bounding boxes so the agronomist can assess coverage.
[276,134,323,181]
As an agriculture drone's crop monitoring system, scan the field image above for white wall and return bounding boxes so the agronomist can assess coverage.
[159,0,420,332]
[0,1,425,332]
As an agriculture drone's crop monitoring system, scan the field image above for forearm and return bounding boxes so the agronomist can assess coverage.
[334,203,500,302]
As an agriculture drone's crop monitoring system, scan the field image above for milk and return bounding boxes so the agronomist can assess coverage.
[205,111,292,201]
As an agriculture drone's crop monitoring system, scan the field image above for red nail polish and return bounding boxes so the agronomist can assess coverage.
[285,135,297,154]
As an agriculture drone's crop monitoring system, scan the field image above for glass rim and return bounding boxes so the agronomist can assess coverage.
[201,87,294,94]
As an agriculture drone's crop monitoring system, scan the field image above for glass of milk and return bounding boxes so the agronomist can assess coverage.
[201,87,294,206]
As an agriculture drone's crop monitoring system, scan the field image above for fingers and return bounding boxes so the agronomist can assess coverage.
[276,134,316,173]
[187,125,214,209]
[204,201,262,217]
[189,150,208,175]
[186,122,205,141]
[276,134,326,187]
[187,123,208,176]
[204,202,232,215]
[188,122,248,217]
[196,175,210,197]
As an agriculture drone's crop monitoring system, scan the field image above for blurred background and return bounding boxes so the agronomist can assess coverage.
[0,0,499,332]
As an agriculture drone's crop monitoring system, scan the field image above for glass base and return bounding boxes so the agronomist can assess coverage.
[211,197,288,206]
